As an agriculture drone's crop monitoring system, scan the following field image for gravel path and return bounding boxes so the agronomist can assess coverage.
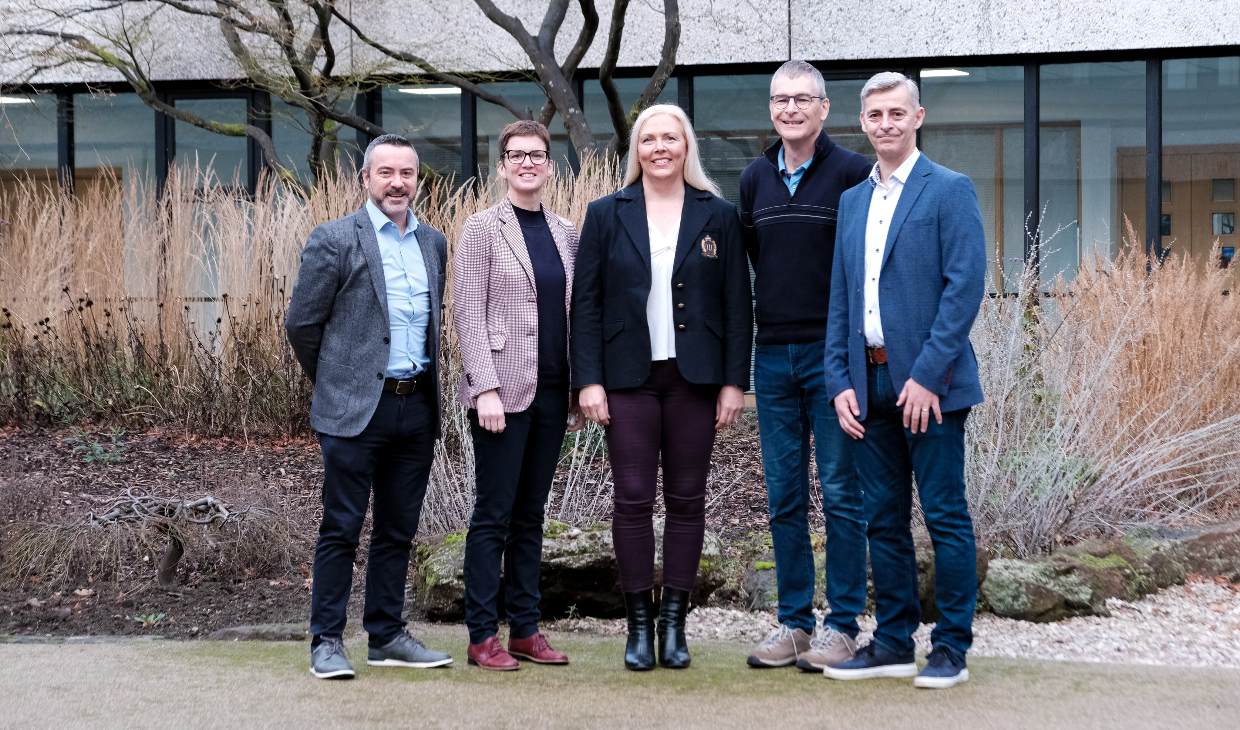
[548,578,1240,669]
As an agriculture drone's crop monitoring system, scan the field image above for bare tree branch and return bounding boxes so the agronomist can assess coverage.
[535,0,599,128]
[600,0,680,157]
[327,5,528,119]
[596,0,630,150]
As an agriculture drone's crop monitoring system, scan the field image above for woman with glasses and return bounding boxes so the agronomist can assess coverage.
[572,104,752,670]
[453,120,581,671]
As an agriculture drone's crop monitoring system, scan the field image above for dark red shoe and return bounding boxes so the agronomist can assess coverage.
[508,632,569,665]
[467,636,520,671]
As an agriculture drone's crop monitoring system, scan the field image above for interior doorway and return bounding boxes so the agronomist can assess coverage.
[1118,144,1239,272]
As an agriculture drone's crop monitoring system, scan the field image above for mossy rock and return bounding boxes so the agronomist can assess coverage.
[412,532,469,621]
[981,558,1093,621]
[1178,521,1240,582]
[913,534,991,622]
[411,520,728,621]
[741,551,779,611]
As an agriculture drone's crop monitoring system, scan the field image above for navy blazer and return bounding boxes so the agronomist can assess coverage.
[825,154,986,421]
[571,183,752,391]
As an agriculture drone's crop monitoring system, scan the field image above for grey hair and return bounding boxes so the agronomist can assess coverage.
[362,133,417,171]
[860,71,921,107]
[770,60,827,98]
[622,104,722,198]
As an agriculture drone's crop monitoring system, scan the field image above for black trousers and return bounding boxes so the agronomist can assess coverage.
[463,385,568,644]
[310,388,435,647]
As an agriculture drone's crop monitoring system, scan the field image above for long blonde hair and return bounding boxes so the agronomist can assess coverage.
[621,103,722,198]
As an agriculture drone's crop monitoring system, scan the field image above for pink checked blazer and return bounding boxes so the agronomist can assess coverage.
[452,199,579,412]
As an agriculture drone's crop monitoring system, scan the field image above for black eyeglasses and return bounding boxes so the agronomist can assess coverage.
[769,95,824,111]
[502,149,550,165]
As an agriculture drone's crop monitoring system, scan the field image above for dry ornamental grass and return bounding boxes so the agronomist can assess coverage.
[1,160,1237,559]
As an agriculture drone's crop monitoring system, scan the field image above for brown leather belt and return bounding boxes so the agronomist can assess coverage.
[383,373,427,395]
[865,346,888,366]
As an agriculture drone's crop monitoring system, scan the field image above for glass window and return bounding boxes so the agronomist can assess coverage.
[172,97,248,185]
[693,74,771,203]
[269,99,314,182]
[1040,61,1145,285]
[268,97,363,183]
[381,85,462,180]
[921,66,1025,292]
[822,78,869,157]
[583,77,678,149]
[1163,56,1240,270]
[0,92,58,182]
[75,91,155,192]
[475,82,570,181]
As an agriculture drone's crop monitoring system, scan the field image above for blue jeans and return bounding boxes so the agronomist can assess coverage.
[858,363,977,656]
[754,342,867,637]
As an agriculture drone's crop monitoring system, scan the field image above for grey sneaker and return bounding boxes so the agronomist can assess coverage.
[746,624,812,668]
[795,625,857,672]
[367,631,453,668]
[310,637,355,679]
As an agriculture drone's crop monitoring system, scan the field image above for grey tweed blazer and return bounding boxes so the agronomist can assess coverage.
[286,206,446,438]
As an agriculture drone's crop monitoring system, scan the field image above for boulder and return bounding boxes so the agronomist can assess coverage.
[740,554,778,611]
[982,538,1176,622]
[980,524,1240,622]
[981,558,1094,621]
[914,535,992,622]
[412,520,727,621]
[1177,521,1240,581]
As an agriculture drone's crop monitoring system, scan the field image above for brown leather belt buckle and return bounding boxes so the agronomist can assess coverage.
[865,346,888,366]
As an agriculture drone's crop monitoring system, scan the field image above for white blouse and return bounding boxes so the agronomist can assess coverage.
[646,218,680,361]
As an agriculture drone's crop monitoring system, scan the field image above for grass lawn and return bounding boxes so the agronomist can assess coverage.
[4,625,1239,729]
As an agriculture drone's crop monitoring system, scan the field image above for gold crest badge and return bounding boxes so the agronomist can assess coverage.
[699,234,718,259]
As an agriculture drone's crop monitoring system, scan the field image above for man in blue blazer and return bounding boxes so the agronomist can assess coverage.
[823,72,986,689]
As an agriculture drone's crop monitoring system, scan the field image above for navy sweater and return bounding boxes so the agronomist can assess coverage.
[739,131,872,345]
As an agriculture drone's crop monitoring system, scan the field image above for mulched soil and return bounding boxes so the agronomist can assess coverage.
[0,419,784,639]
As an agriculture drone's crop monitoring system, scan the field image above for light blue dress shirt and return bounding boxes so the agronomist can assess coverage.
[365,199,431,378]
[777,147,813,196]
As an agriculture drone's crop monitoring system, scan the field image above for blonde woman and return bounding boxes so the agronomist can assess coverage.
[571,104,752,670]
[453,120,580,671]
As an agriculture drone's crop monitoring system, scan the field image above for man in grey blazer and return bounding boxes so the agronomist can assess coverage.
[286,133,452,679]
[824,73,986,689]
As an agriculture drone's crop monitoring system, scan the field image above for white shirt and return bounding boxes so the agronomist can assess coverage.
[863,148,921,347]
[647,218,679,361]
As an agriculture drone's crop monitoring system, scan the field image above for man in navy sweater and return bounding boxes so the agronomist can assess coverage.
[740,61,873,671]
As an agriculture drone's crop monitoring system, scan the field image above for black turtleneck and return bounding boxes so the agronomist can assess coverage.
[513,204,567,388]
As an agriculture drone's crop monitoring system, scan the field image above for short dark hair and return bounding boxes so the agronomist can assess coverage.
[498,120,551,159]
[362,133,417,171]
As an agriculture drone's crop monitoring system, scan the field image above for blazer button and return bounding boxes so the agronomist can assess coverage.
[676,323,686,331]
[376,372,383,380]
[676,302,685,309]
[383,336,390,344]
[675,282,684,289]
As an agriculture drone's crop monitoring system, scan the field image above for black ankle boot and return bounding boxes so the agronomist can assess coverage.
[623,590,656,671]
[657,587,691,668]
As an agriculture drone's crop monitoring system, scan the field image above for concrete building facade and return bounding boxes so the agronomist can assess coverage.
[2,1,1239,286]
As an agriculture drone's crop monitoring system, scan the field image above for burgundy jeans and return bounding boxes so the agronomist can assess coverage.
[606,359,719,593]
